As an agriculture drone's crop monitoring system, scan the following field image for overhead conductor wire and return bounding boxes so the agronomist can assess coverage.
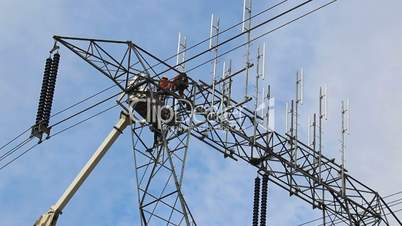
[0,0,337,170]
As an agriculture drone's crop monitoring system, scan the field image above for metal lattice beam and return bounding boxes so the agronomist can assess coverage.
[53,36,402,226]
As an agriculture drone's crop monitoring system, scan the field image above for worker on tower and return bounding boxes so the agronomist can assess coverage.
[159,76,172,92]
[172,72,189,96]
[157,73,189,96]
[154,75,172,147]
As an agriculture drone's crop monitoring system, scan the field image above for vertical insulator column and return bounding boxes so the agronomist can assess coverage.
[43,52,60,128]
[253,177,261,226]
[35,57,52,126]
[260,175,269,226]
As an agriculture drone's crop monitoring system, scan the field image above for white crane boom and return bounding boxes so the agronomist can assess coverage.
[34,113,130,226]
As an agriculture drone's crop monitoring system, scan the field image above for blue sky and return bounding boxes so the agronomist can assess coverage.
[1,0,402,225]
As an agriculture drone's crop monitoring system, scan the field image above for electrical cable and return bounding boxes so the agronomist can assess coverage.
[0,143,39,171]
[0,127,32,152]
[0,137,33,162]
[146,0,290,70]
[329,198,402,226]
[0,0,306,154]
[46,0,336,145]
[186,0,338,74]
[0,91,121,168]
[125,0,335,81]
[50,104,119,137]
[50,83,118,118]
[296,190,402,225]
[43,1,402,224]
[0,0,284,154]
[385,191,402,199]
[0,84,118,154]
[0,0,335,172]
[158,0,318,77]
[0,104,119,171]
[49,91,122,128]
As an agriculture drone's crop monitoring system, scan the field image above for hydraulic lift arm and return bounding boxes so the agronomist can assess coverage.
[34,113,130,226]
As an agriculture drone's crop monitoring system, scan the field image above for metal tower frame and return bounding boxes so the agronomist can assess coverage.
[45,35,402,226]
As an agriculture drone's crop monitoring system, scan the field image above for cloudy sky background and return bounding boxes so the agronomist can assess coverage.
[0,0,402,225]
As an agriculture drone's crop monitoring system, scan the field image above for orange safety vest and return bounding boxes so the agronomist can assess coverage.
[159,77,172,90]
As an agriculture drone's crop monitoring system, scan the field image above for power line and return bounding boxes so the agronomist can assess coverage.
[50,83,117,118]
[0,127,31,152]
[50,91,122,128]
[0,104,119,171]
[187,0,338,74]
[137,0,336,82]
[163,0,318,77]
[329,199,402,226]
[385,191,402,199]
[0,0,337,170]
[0,82,117,154]
[0,0,335,173]
[0,0,286,154]
[149,0,290,70]
[0,91,121,167]
[0,94,120,166]
[0,0,306,156]
[0,137,33,162]
[296,190,402,225]
[51,104,119,137]
[0,143,40,170]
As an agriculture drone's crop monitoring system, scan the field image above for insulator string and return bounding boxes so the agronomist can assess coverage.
[260,175,268,226]
[43,53,60,127]
[253,176,261,226]
[35,57,52,125]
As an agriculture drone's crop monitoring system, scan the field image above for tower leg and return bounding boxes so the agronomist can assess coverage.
[131,121,195,225]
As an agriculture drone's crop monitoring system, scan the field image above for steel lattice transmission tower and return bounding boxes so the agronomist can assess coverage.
[33,35,399,226]
[30,2,402,225]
